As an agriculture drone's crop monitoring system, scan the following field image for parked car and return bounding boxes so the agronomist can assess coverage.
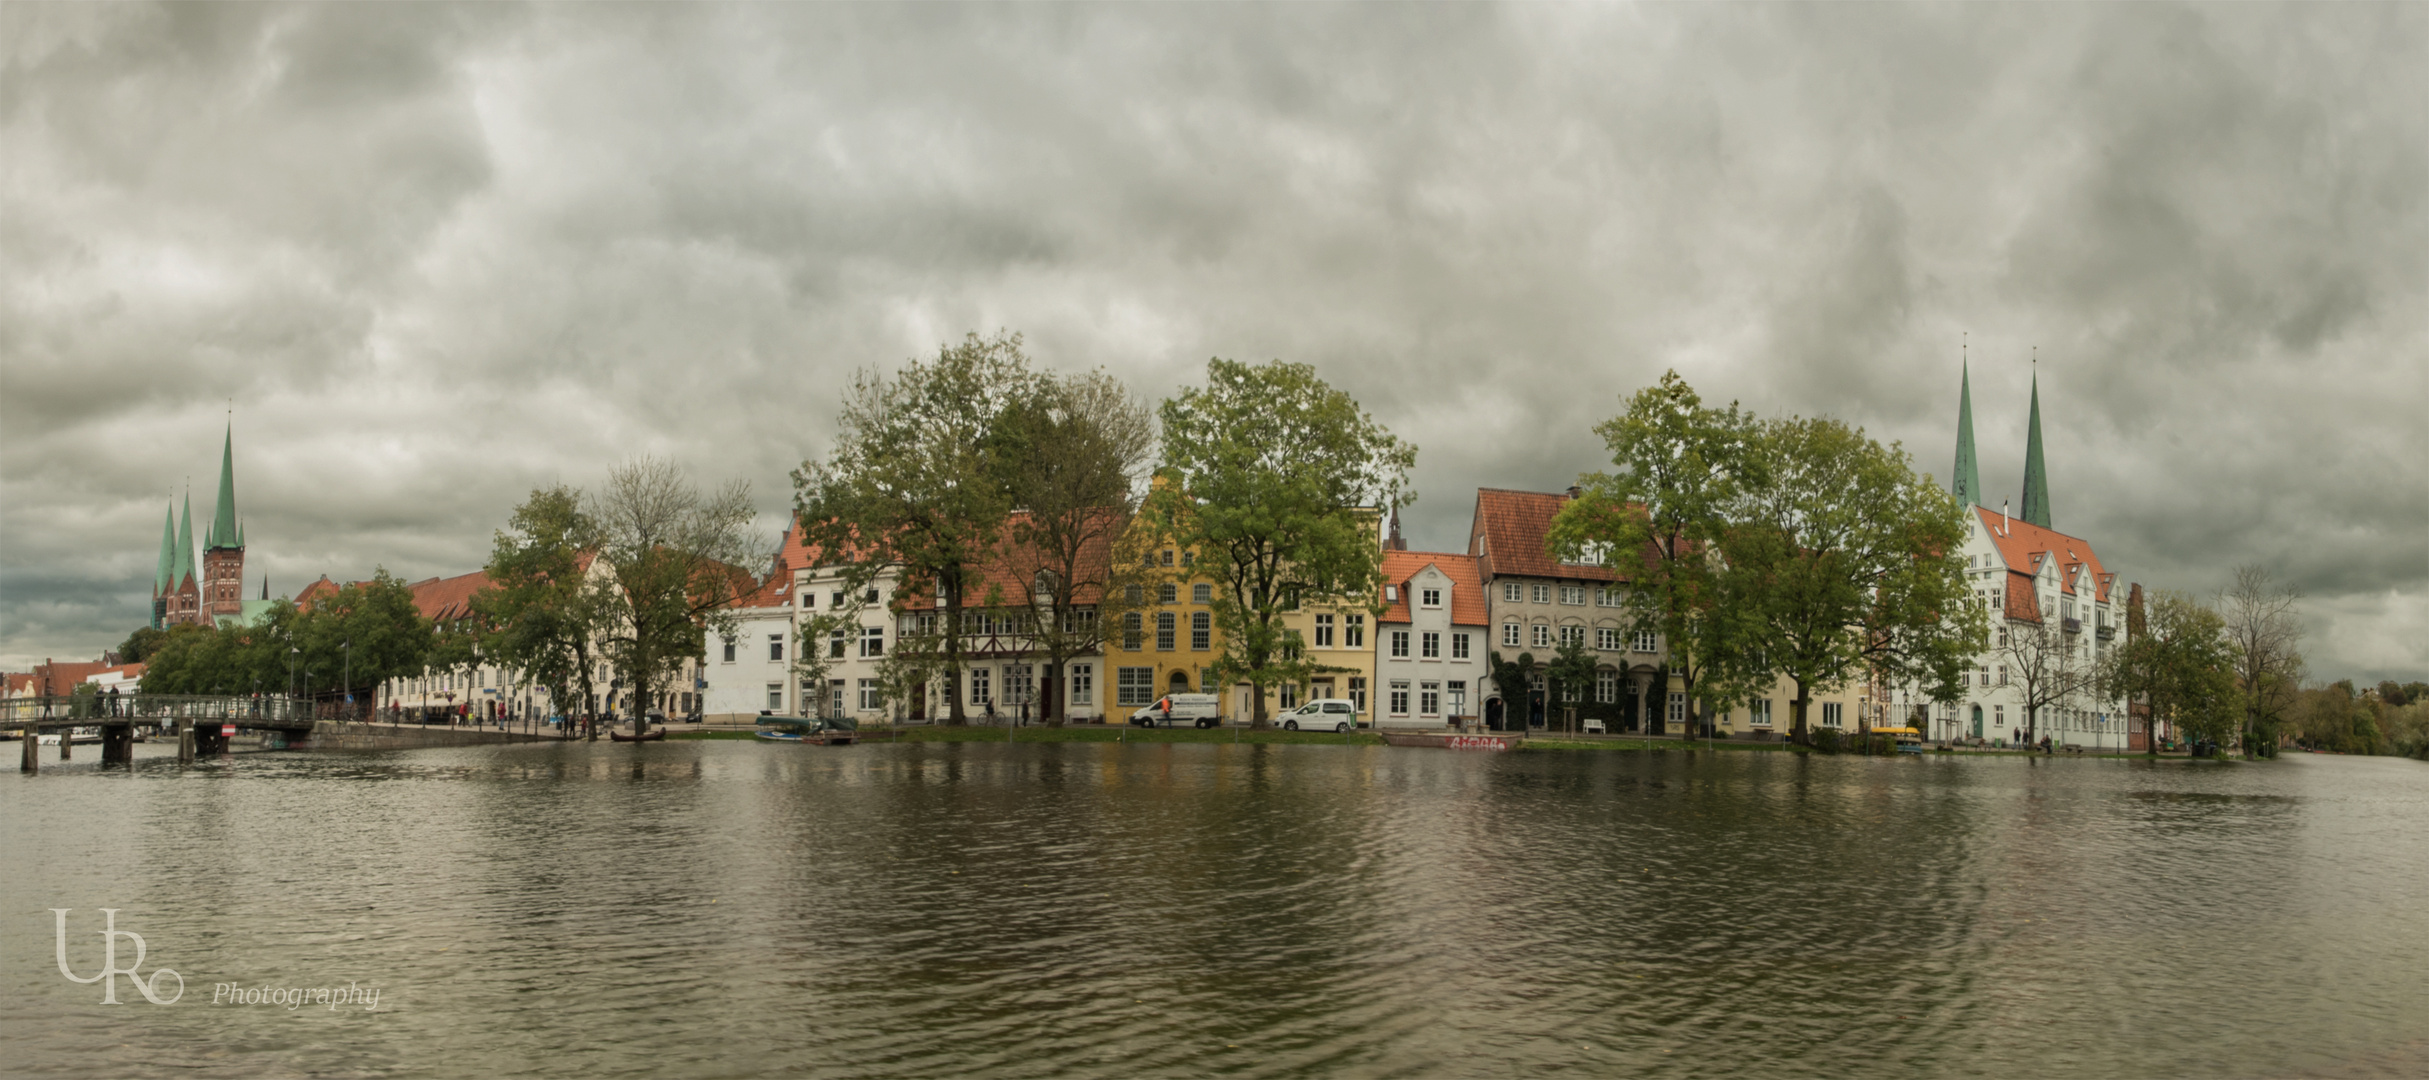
[1131,694,1224,728]
[1279,698,1360,733]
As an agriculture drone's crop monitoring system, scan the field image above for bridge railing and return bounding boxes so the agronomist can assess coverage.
[0,694,331,727]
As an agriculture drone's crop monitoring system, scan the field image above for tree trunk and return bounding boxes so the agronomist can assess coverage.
[1791,684,1811,745]
[943,573,967,725]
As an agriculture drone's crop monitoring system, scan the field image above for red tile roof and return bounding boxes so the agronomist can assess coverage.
[1378,550,1489,626]
[1974,507,2117,622]
[891,509,1127,611]
[1468,488,1654,583]
[407,570,493,622]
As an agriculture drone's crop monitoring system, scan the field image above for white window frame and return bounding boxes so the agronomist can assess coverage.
[1452,632,1470,660]
[1389,630,1411,658]
[1421,631,1440,659]
[1531,624,1552,648]
[1503,621,1521,646]
[1420,681,1441,716]
[1389,680,1411,716]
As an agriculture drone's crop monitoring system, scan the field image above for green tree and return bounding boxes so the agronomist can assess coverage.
[294,570,436,712]
[138,606,295,696]
[1488,650,1541,729]
[474,484,610,731]
[793,332,1042,725]
[990,369,1155,724]
[115,626,169,664]
[1149,358,1415,728]
[1550,371,1759,737]
[1722,415,1982,745]
[1546,638,1601,735]
[591,457,762,737]
[2103,590,2237,754]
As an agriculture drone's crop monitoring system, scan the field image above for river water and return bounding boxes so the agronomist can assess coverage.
[3,739,2423,1078]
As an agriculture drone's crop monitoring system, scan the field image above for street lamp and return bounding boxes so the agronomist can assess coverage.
[288,643,300,701]
[341,640,353,721]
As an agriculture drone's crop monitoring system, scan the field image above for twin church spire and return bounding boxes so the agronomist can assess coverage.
[1949,344,2053,530]
[152,421,247,628]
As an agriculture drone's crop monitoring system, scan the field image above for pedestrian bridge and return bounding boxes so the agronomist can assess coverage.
[5,694,547,771]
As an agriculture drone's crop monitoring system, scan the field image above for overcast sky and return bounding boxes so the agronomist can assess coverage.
[3,3,2422,681]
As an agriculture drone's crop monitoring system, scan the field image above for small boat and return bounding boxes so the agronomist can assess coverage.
[756,715,858,745]
[609,728,667,743]
[1380,730,1523,751]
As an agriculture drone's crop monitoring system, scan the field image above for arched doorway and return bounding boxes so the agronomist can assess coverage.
[1169,670,1191,693]
[1970,704,1983,739]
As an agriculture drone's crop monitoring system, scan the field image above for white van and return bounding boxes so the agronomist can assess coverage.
[1131,693,1224,729]
[1279,698,1361,733]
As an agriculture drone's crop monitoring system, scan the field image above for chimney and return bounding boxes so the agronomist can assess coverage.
[1566,485,1582,500]
[2001,499,2010,536]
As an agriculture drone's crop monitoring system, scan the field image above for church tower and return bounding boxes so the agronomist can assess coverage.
[2020,370,2052,529]
[151,505,177,629]
[1951,352,1983,508]
[168,494,200,624]
[200,422,247,622]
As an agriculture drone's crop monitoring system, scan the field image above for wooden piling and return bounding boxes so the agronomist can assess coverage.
[178,721,195,763]
[20,729,36,774]
[58,728,70,760]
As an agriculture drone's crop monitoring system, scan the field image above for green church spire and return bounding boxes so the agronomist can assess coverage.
[2021,366,2052,529]
[206,421,242,550]
[1952,344,1982,508]
[174,493,197,587]
[155,504,177,593]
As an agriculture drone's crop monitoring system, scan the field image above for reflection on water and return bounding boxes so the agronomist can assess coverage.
[4,741,2424,1078]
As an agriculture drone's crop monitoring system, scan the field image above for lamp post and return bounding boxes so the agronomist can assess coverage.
[341,640,353,722]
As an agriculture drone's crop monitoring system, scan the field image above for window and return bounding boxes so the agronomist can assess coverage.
[1822,702,1843,728]
[1003,665,1033,705]
[1125,584,1143,603]
[1159,583,1178,604]
[1503,621,1521,646]
[800,591,815,610]
[1389,680,1411,715]
[1598,627,1621,651]
[1122,612,1143,650]
[969,668,991,705]
[861,626,885,657]
[1420,681,1441,715]
[767,684,784,711]
[1503,582,1522,602]
[864,588,880,604]
[1315,614,1335,647]
[859,679,881,711]
[1193,583,1212,604]
[1160,550,1175,567]
[1749,698,1773,727]
[1669,693,1685,724]
[1632,630,1657,653]
[1532,624,1552,648]
[1421,587,1441,607]
[1390,630,1411,658]
[831,590,845,609]
[1421,631,1441,659]
[1998,665,2009,686]
[1452,632,1470,660]
[1596,670,1617,704]
[1069,663,1093,703]
[1560,625,1585,649]
[1994,704,2005,729]
[829,629,847,659]
[1155,612,1176,651]
[1561,585,1585,605]
[769,635,786,662]
[1344,615,1364,648]
[721,639,736,663]
[1279,683,1299,709]
[1532,584,1552,604]
[1349,677,1368,711]
[1597,587,1623,608]
[1117,667,1154,706]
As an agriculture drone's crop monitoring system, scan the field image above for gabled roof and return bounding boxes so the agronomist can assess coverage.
[1975,507,2115,620]
[1378,550,1489,626]
[406,571,492,622]
[1469,488,1629,583]
[892,509,1128,611]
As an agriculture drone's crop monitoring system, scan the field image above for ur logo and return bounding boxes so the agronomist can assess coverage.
[50,909,183,1004]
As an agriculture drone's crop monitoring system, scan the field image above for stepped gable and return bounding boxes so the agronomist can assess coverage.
[1378,550,1488,626]
[1974,506,2114,623]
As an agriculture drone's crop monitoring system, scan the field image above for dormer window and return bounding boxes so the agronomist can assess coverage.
[1421,588,1441,607]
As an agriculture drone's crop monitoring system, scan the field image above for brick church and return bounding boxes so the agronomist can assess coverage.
[153,423,273,629]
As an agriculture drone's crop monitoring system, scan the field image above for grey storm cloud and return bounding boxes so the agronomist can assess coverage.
[3,2,2423,679]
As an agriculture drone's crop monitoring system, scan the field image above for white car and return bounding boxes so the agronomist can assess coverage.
[1280,698,1361,733]
[1131,693,1224,729]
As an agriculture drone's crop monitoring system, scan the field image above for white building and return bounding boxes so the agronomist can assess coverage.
[1374,550,1489,729]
